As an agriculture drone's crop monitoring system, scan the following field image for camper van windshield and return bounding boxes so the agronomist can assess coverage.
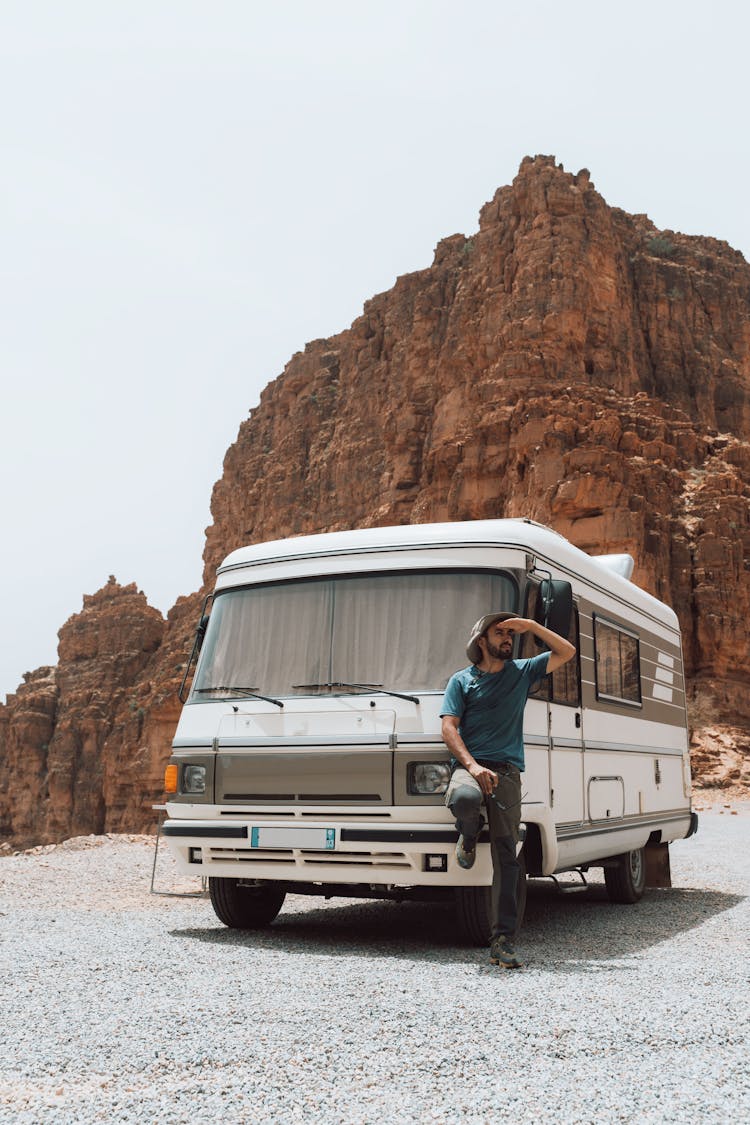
[192,568,515,697]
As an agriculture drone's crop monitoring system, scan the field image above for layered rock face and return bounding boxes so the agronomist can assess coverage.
[2,155,749,845]
[0,580,167,846]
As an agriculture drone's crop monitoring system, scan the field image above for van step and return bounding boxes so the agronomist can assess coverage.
[546,870,589,895]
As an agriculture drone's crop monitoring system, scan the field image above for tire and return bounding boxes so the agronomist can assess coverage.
[604,847,646,904]
[454,849,527,945]
[209,878,286,929]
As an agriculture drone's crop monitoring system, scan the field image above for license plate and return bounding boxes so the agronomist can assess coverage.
[250,826,336,850]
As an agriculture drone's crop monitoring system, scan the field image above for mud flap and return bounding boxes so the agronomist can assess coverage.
[644,842,672,888]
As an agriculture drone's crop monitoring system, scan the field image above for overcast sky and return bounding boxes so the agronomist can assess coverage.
[1,0,748,701]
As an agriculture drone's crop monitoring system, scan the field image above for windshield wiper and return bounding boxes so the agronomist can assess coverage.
[291,681,420,705]
[193,686,284,709]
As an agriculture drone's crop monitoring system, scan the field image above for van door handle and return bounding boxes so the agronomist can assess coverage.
[575,713,581,729]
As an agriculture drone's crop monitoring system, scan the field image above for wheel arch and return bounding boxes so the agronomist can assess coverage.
[522,808,558,876]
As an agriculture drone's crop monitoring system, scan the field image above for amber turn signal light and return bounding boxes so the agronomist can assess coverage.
[164,764,178,793]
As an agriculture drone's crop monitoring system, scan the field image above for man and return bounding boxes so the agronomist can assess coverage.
[441,612,576,969]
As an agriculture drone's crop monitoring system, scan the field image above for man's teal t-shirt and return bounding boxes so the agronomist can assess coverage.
[440,652,550,771]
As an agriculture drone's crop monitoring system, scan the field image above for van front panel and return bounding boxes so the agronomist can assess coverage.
[215,747,394,805]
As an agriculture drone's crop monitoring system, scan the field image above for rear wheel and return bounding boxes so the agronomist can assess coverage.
[604,847,646,904]
[209,878,286,929]
[454,849,527,945]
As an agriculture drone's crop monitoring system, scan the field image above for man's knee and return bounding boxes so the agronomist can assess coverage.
[448,784,483,818]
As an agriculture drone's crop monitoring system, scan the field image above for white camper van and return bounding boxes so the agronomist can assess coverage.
[162,519,698,942]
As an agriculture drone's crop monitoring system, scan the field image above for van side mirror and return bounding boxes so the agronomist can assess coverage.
[177,601,213,703]
[533,579,573,641]
[195,615,209,653]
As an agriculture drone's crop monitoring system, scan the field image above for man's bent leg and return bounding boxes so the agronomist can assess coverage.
[445,768,485,841]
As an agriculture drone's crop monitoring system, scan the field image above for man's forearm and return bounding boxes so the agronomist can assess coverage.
[442,719,498,794]
[529,620,575,660]
[442,722,476,770]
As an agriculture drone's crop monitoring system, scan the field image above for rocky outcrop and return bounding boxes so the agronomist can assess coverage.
[2,155,749,844]
[0,579,165,847]
[0,667,58,844]
[99,591,201,834]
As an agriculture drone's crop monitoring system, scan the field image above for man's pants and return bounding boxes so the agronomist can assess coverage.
[445,762,522,940]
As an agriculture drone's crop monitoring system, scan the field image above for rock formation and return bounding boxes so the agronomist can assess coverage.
[2,155,749,845]
[0,579,168,845]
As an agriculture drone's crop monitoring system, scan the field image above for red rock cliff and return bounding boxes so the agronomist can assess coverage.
[0,579,165,846]
[2,155,749,844]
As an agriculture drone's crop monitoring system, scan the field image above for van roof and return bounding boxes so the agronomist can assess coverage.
[218,518,679,629]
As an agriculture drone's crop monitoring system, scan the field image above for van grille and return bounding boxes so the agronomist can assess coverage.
[216,749,393,805]
[205,847,413,870]
[218,810,393,820]
[222,793,383,803]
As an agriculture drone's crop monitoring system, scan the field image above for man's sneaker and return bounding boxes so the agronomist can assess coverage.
[489,936,523,969]
[455,835,476,869]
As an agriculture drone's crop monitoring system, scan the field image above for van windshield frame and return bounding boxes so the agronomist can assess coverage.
[191,567,517,698]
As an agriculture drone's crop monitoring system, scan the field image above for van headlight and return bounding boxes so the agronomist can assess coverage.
[408,762,450,795]
[182,765,207,795]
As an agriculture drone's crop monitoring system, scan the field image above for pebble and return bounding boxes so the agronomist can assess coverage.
[0,807,748,1123]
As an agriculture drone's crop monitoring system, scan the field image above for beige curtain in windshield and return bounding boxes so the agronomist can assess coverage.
[330,571,513,689]
[195,581,333,695]
[194,570,514,696]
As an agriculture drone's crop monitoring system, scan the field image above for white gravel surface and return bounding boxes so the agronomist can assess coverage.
[1,803,748,1124]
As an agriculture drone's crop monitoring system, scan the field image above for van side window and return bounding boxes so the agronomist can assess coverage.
[522,584,550,700]
[522,584,580,706]
[551,606,580,706]
[594,616,641,705]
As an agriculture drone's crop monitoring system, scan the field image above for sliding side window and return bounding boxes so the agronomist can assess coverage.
[593,616,641,706]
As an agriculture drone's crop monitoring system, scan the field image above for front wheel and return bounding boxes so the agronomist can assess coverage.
[604,848,646,904]
[209,878,286,929]
[454,849,527,946]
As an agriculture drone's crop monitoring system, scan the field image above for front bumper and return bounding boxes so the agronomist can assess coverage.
[161,816,495,886]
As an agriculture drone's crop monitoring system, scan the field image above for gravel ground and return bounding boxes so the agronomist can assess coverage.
[1,801,748,1125]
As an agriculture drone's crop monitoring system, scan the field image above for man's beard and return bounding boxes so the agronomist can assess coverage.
[486,640,513,660]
